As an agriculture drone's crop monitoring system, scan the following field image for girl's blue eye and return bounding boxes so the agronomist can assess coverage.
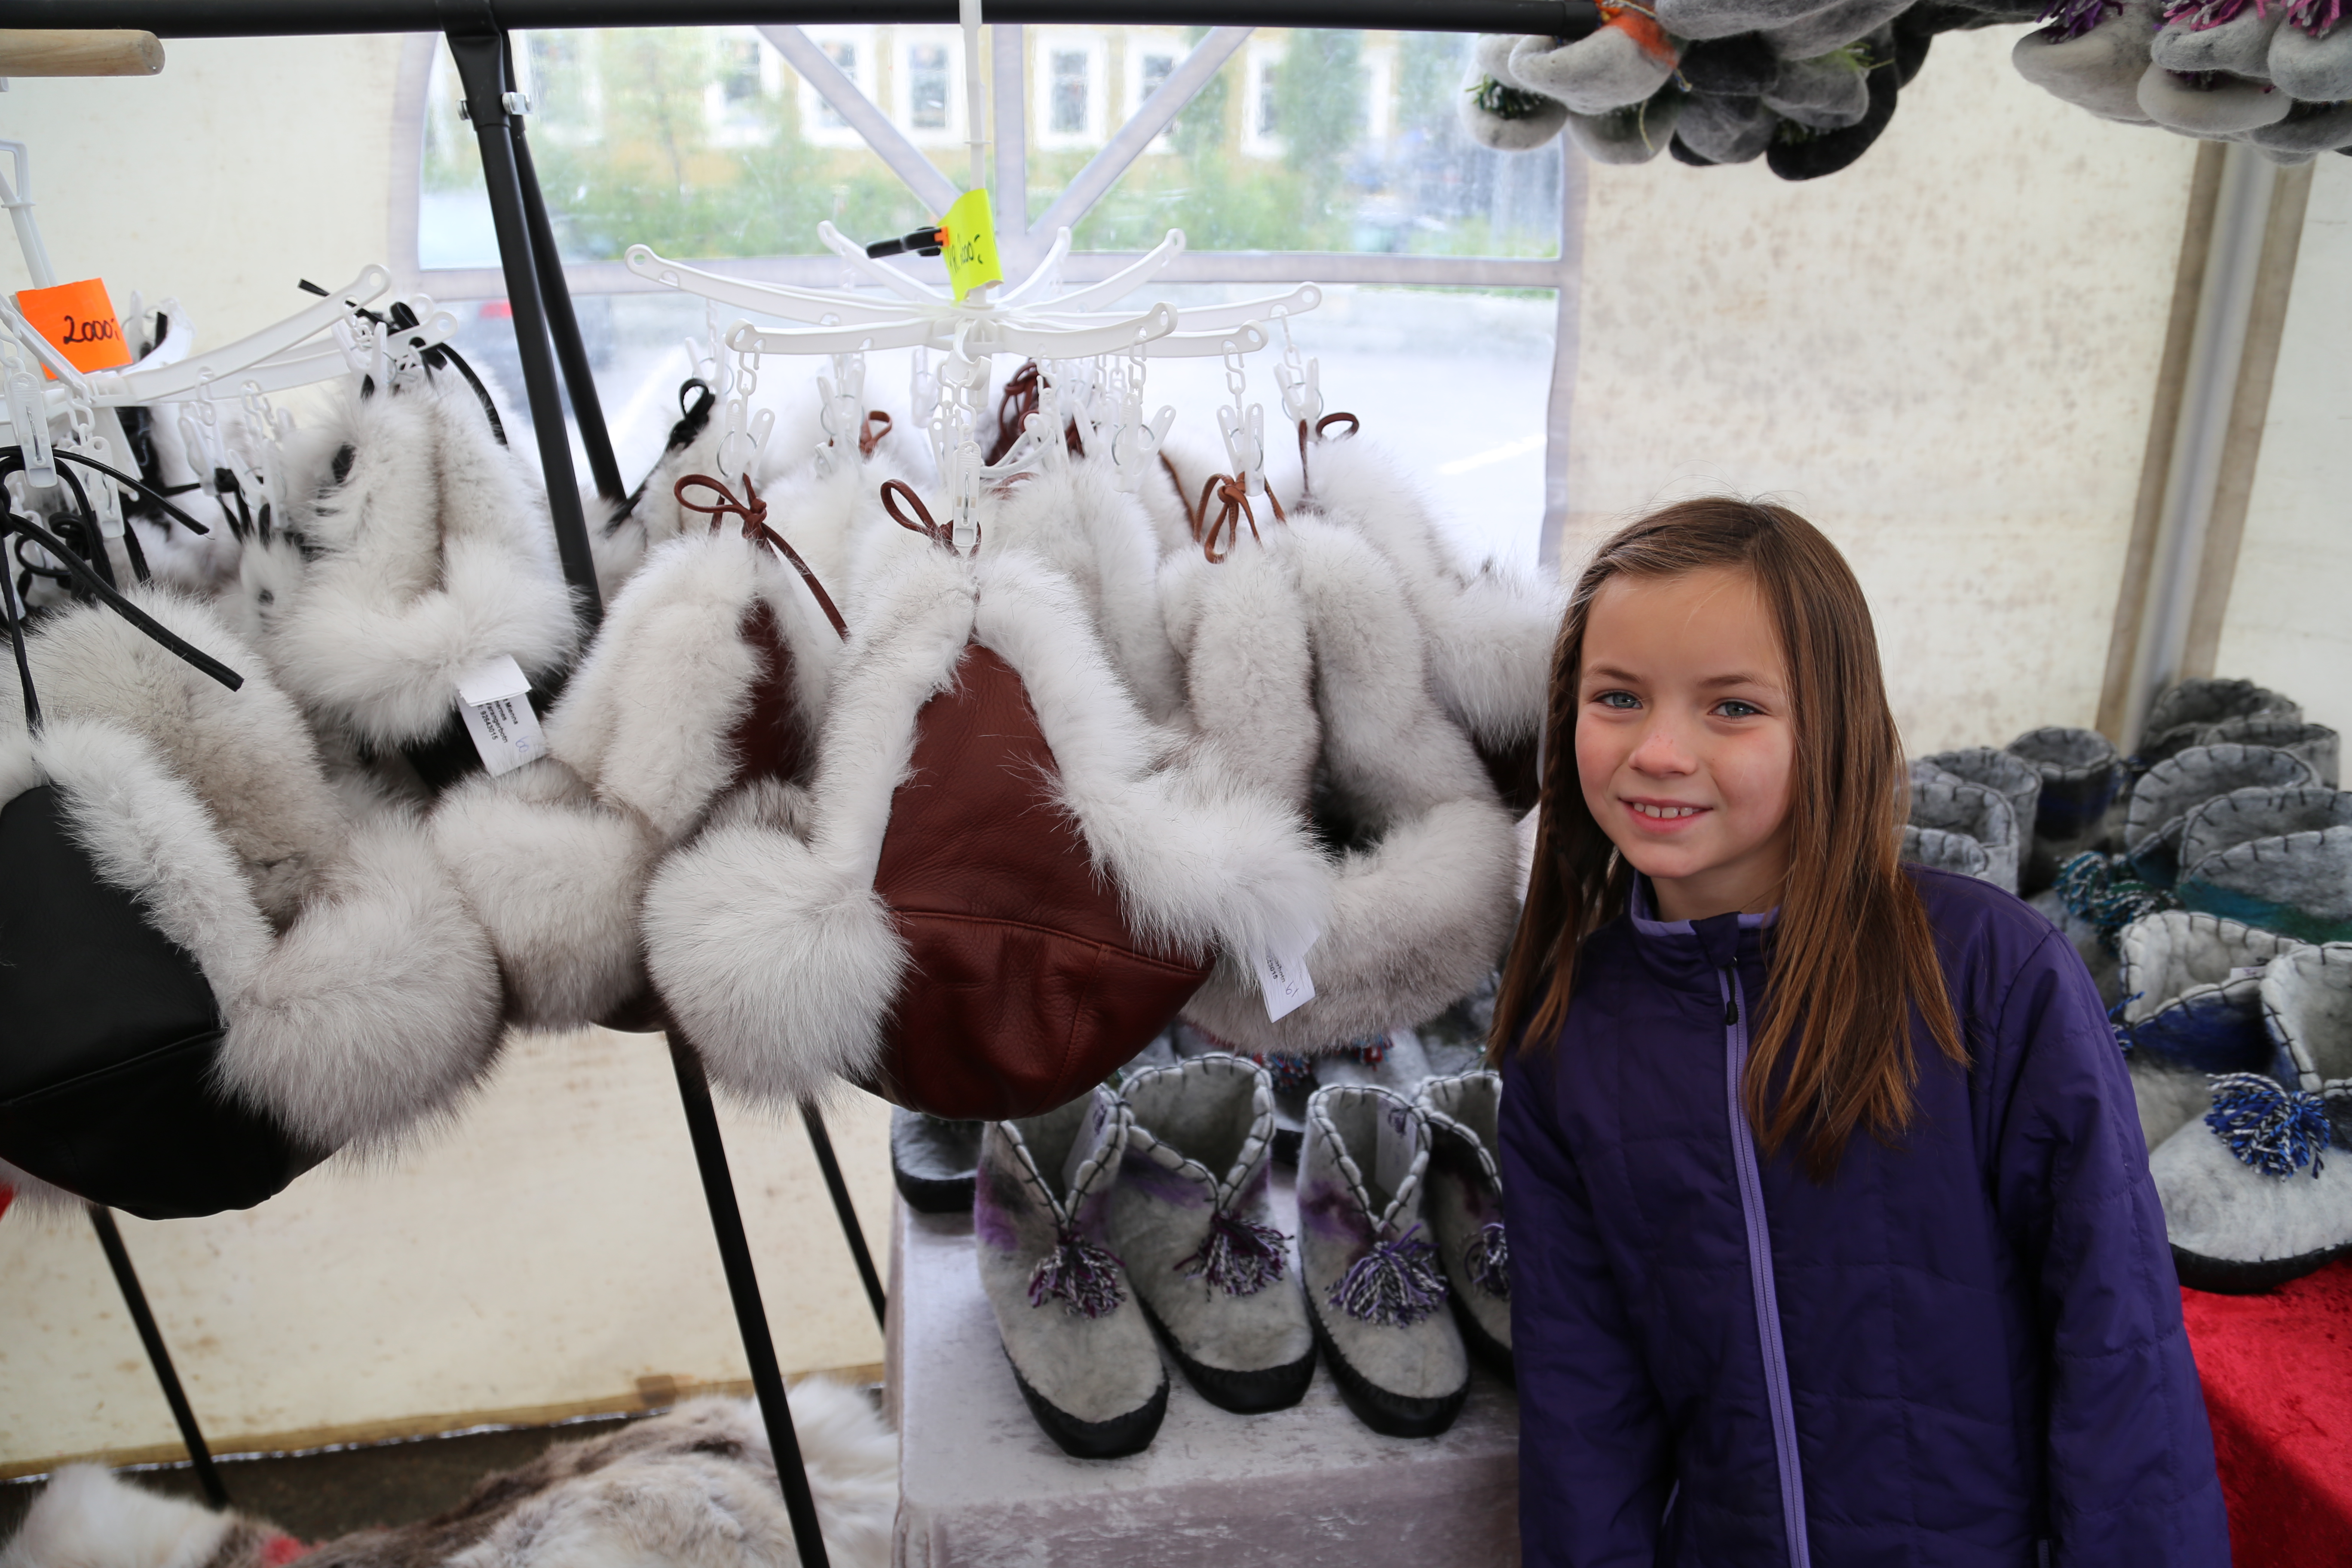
[1715,699,1763,719]
[1593,691,1640,710]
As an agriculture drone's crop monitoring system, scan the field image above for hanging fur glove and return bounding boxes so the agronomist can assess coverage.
[1508,12,1683,115]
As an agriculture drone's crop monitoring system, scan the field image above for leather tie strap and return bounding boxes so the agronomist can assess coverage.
[1194,472,1283,565]
[859,409,892,460]
[881,478,980,558]
[1297,410,1361,502]
[673,472,848,643]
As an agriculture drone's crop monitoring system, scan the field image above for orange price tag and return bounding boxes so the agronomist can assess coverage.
[16,278,134,376]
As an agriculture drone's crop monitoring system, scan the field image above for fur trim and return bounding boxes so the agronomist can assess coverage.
[25,716,503,1153]
[646,538,1328,1109]
[260,381,580,749]
[1302,437,1562,752]
[6,588,348,924]
[0,1383,896,1568]
[1156,538,1321,805]
[548,531,839,843]
[427,759,662,1031]
[1178,519,1520,1053]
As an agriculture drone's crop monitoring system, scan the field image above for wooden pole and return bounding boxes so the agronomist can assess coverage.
[0,29,164,74]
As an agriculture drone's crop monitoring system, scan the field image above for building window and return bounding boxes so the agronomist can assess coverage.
[893,28,967,147]
[706,31,780,147]
[1243,43,1285,159]
[1033,31,1107,150]
[798,25,875,148]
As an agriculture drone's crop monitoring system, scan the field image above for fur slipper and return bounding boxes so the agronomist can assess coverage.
[2123,743,2316,882]
[1509,14,1682,115]
[2014,0,2165,122]
[643,526,1328,1120]
[0,716,500,1219]
[248,379,581,790]
[2151,0,2290,77]
[1460,61,1574,150]
[2117,909,2310,1074]
[1173,517,1520,1058]
[0,1384,899,1568]
[2270,0,2352,100]
[1911,776,2021,891]
[2138,62,2295,132]
[1676,92,1785,161]
[1564,92,1689,162]
[1299,435,1562,817]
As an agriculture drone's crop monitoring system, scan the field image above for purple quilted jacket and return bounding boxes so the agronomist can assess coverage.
[1500,866,2229,1566]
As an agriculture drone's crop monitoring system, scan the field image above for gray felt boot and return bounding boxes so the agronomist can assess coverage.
[1902,824,1994,881]
[1910,777,2021,892]
[1106,1056,1316,1414]
[2151,945,2352,1293]
[2270,0,2352,101]
[974,1088,1169,1458]
[2178,789,2352,944]
[1764,46,1877,129]
[1563,94,1688,163]
[2123,744,2317,884]
[1675,92,1783,162]
[2199,717,2340,787]
[2116,910,2310,1076]
[1510,20,1682,115]
[2138,62,2294,133]
[2150,0,2290,77]
[1459,61,1574,150]
[2140,677,2301,766]
[892,1108,983,1214]
[2008,726,2128,889]
[1298,1085,1471,1437]
[2012,0,2163,123]
[1415,1071,1512,1378]
[1916,747,2043,846]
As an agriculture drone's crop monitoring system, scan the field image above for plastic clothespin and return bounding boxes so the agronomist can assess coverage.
[1218,401,1267,499]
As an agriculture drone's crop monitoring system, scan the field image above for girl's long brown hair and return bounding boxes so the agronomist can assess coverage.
[1491,498,1963,1179]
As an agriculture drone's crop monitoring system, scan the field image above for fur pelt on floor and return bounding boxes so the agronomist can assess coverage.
[0,1385,897,1568]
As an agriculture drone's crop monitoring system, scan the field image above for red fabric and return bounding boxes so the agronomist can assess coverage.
[258,1536,310,1566]
[2181,1260,2352,1568]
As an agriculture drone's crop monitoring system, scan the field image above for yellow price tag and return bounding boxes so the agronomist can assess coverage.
[939,189,1003,302]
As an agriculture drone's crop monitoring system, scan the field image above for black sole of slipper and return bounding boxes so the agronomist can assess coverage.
[2172,1240,2352,1295]
[1306,1302,1469,1439]
[1137,1295,1317,1414]
[1450,1294,1514,1383]
[1008,1357,1168,1459]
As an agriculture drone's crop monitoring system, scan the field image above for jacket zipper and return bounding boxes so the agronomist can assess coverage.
[1719,960,1811,1567]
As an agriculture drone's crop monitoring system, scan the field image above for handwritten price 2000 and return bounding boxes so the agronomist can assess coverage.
[58,315,120,347]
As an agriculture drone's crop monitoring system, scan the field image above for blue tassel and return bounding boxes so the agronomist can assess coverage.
[2204,1073,2333,1181]
[2108,990,2144,1056]
[2057,852,2182,955]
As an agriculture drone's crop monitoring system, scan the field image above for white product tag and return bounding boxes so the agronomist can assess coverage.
[2230,965,2269,982]
[1374,1094,1416,1202]
[454,655,545,778]
[1257,924,1321,1023]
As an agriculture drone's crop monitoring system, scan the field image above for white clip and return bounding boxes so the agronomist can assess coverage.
[1,336,54,488]
[1218,401,1266,498]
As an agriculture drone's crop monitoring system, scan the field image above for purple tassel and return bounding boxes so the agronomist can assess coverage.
[2286,0,2341,35]
[2162,0,2265,25]
[1465,1222,1511,1300]
[1028,1224,1127,1318]
[1328,1223,1449,1327]
[1176,1208,1291,1297]
[2205,1073,2332,1180]
[2039,0,2124,38]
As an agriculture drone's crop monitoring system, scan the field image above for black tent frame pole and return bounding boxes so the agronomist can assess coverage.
[89,1205,230,1509]
[443,31,602,627]
[500,34,625,503]
[801,1103,886,1330]
[669,1035,833,1568]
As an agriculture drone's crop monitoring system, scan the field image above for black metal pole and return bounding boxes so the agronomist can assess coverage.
[444,31,603,627]
[668,1035,833,1568]
[502,37,626,504]
[799,1104,886,1332]
[88,1206,229,1509]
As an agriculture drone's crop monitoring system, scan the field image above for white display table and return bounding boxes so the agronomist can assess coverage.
[885,1169,1520,1568]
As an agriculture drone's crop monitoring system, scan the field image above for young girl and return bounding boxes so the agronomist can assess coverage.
[1495,499,2228,1565]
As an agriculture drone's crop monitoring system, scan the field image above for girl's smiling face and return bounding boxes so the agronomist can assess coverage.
[1575,565,1796,922]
